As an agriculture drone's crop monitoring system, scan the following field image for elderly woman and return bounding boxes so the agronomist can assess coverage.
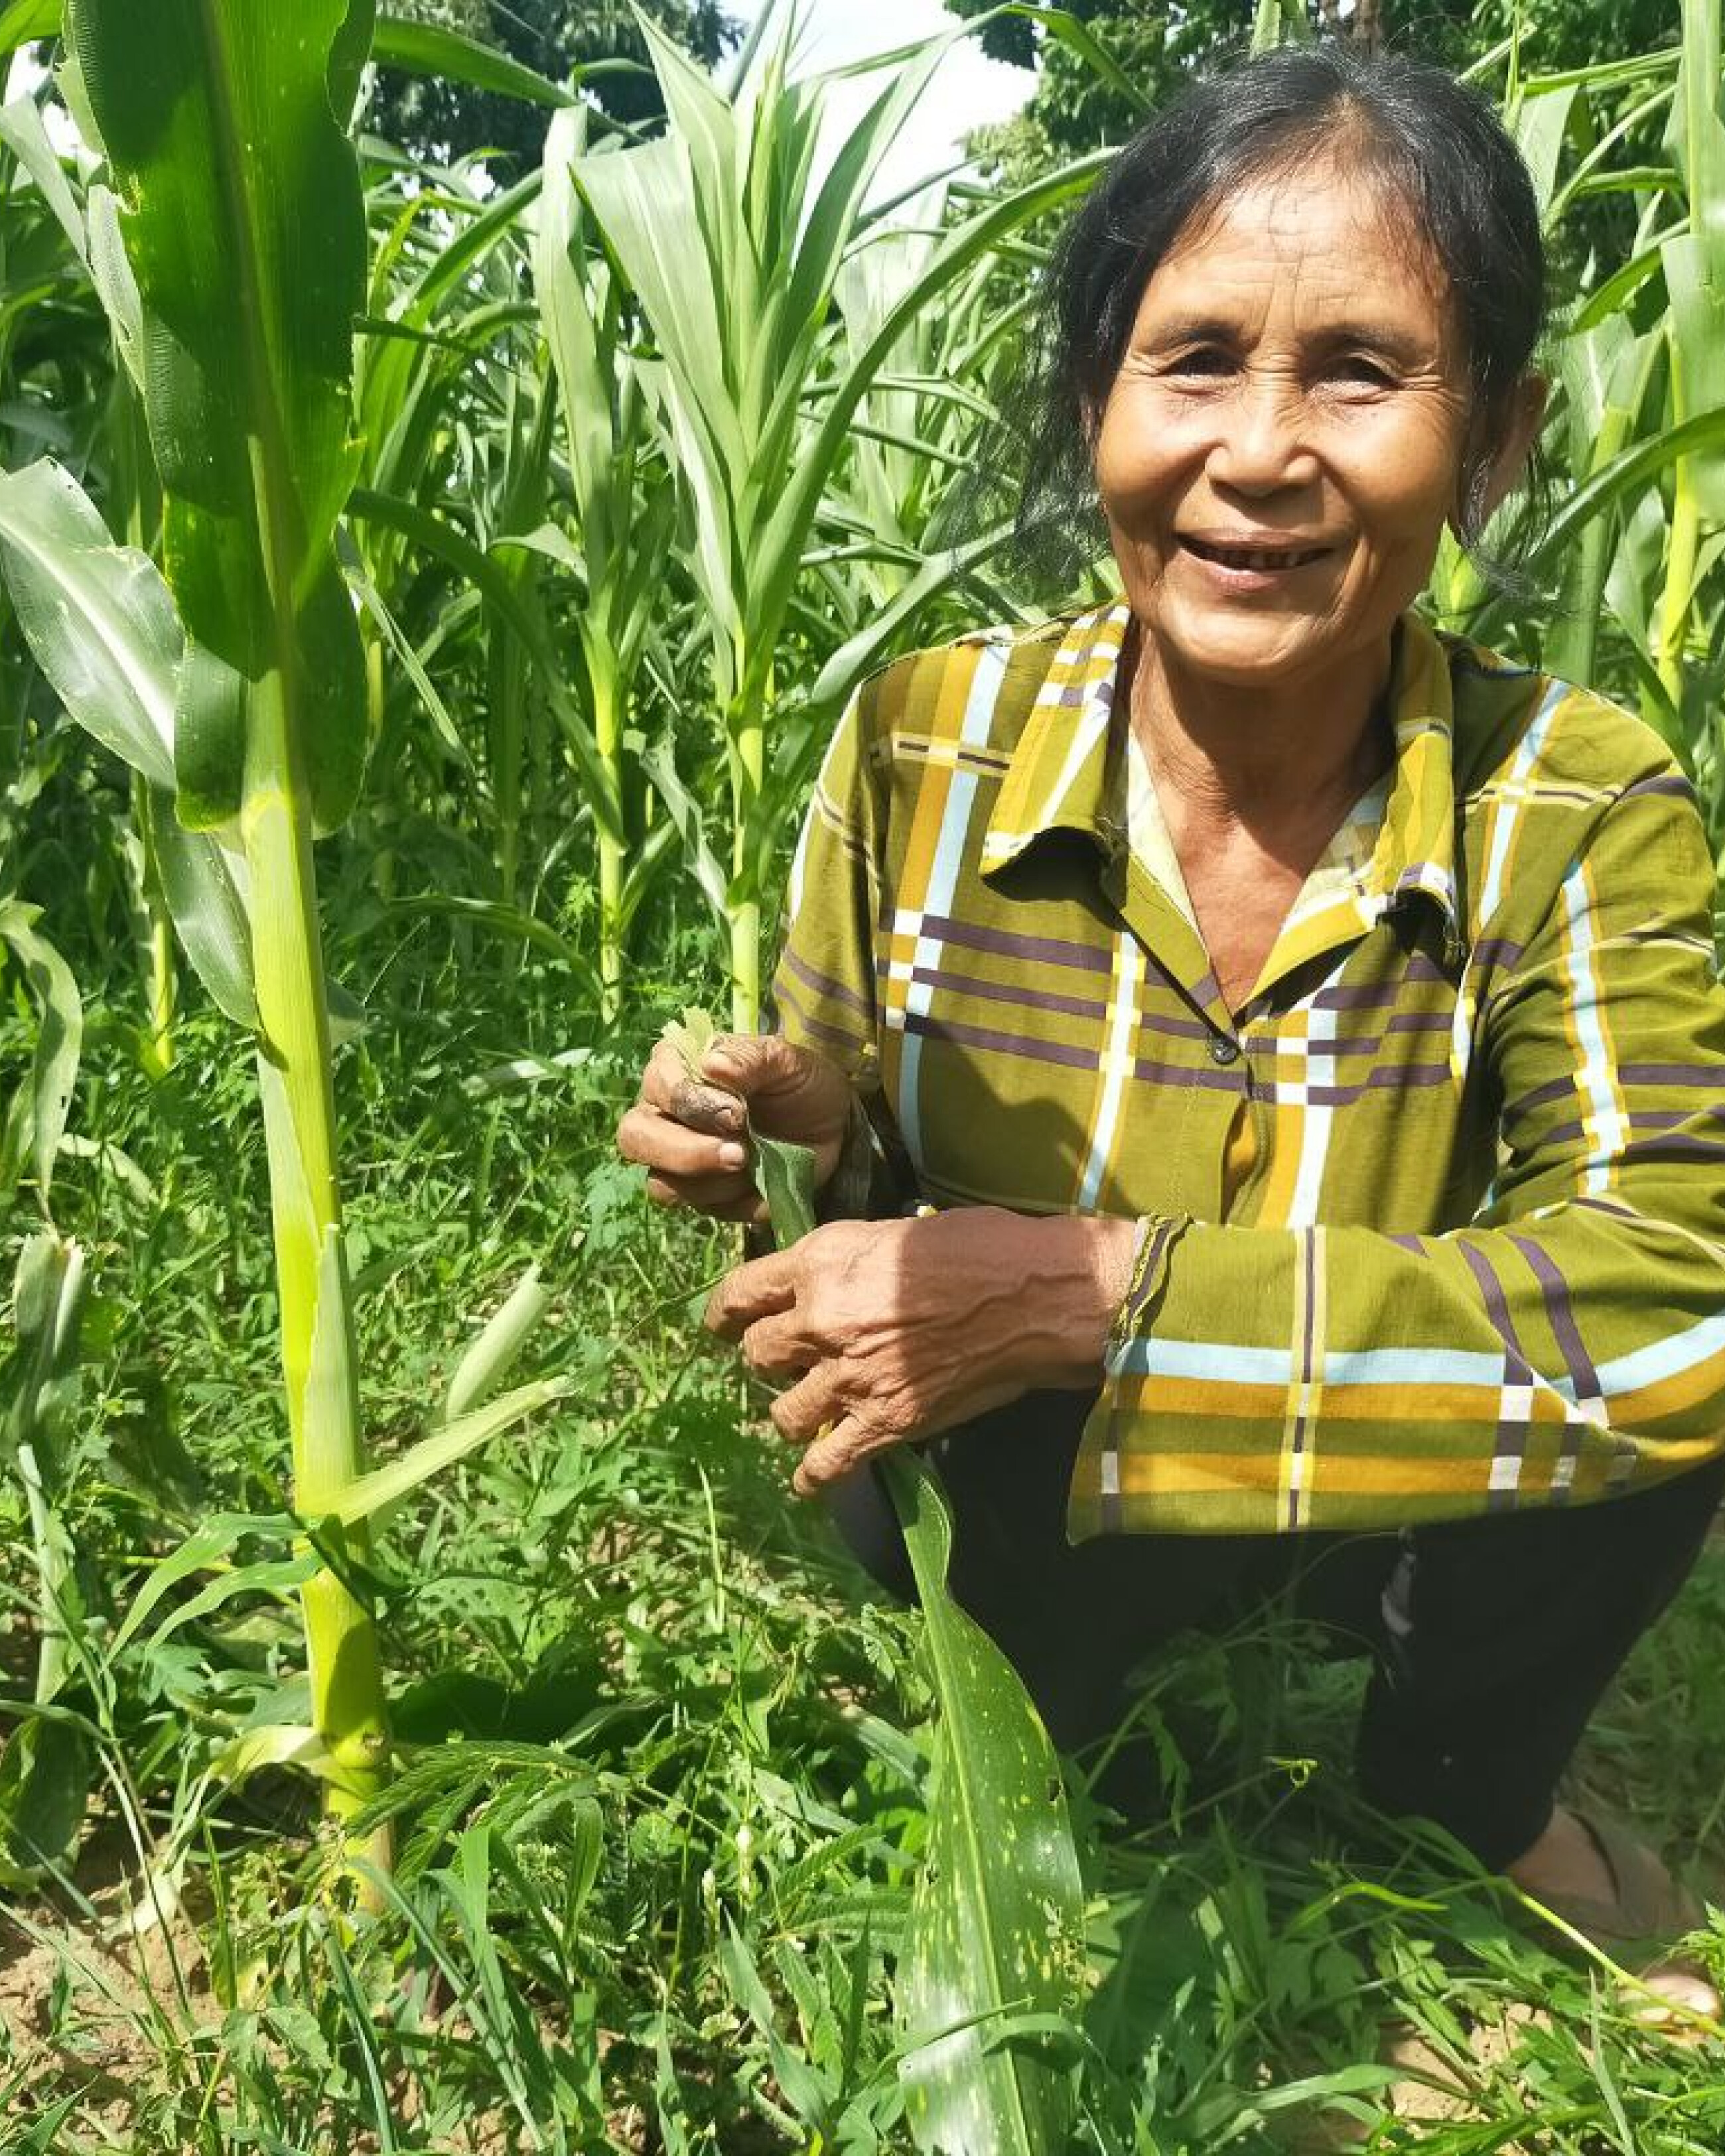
[618,46,1725,1984]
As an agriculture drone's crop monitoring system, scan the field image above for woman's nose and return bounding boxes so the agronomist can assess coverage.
[1206,374,1318,493]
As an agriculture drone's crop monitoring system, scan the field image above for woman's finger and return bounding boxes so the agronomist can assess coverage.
[739,1308,815,1379]
[640,1038,747,1138]
[642,1172,764,1221]
[766,1359,851,1444]
[618,1101,748,1179]
[705,1250,798,1339]
[792,1414,878,1497]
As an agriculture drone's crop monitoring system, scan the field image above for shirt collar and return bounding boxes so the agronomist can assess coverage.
[979,600,1132,873]
[979,599,1461,950]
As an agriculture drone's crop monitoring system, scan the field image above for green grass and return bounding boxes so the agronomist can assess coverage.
[4,902,1725,2155]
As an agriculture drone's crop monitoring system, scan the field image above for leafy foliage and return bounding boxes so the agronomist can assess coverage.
[1,0,1724,2147]
[367,0,742,167]
[945,0,1688,174]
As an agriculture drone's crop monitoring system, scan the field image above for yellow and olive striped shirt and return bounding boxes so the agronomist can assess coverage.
[770,600,1725,1538]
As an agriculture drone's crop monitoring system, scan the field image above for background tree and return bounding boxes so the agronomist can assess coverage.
[368,0,739,167]
[946,0,1683,173]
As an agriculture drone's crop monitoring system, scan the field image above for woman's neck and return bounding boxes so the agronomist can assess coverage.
[1125,622,1397,839]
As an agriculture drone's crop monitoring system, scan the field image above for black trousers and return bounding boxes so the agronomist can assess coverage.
[827,1390,1725,1870]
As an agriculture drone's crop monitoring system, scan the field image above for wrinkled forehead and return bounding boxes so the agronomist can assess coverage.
[1140,149,1458,344]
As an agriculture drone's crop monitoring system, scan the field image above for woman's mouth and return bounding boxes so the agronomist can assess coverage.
[1180,534,1331,571]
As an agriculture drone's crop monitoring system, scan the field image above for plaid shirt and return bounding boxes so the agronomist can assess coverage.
[770,600,1725,1538]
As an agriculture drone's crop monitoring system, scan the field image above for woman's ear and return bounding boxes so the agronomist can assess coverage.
[1456,372,1551,535]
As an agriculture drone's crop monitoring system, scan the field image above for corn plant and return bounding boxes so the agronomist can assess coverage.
[1423,0,1725,939]
[573,5,1111,1027]
[348,153,628,998]
[0,898,93,1883]
[0,0,563,1882]
[535,103,678,1017]
[665,1011,1085,2156]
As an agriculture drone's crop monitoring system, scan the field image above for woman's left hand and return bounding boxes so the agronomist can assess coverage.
[705,1207,1138,1495]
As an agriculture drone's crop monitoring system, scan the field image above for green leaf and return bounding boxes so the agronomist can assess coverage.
[881,1452,1084,2156]
[0,462,259,1028]
[66,0,373,833]
[0,456,178,795]
[0,904,81,1215]
[1,1232,85,1481]
[443,1266,549,1424]
[808,520,1020,718]
[0,1710,94,1884]
[754,1131,817,1245]
[372,13,575,110]
[206,1721,336,1787]
[1529,405,1725,567]
[347,486,622,841]
[326,1377,572,1527]
[706,992,1087,2153]
[1,1239,91,1875]
[107,1511,302,1660]
[147,791,257,1028]
[662,1004,719,1079]
[0,0,58,58]
[0,95,88,265]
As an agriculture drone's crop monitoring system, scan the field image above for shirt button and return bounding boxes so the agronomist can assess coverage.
[1208,1032,1241,1065]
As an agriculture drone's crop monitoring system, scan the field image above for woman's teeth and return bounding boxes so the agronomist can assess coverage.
[1184,537,1327,570]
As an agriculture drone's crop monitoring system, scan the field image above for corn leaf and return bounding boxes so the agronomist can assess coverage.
[0,904,81,1215]
[699,996,1085,2156]
[881,1451,1084,2156]
[66,0,374,834]
[1,1233,85,1482]
[372,13,575,109]
[443,1266,549,1424]
[0,1250,95,1884]
[0,0,56,57]
[107,1510,307,1660]
[326,1377,573,1527]
[347,484,622,841]
[0,95,86,263]
[0,460,259,1026]
[0,456,176,793]
[1663,0,1725,525]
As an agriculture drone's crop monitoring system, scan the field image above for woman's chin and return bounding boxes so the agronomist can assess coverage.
[1154,616,1338,690]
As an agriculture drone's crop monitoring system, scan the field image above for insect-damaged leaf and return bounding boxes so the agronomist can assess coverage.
[880,1452,1084,2156]
[663,1004,1086,2152]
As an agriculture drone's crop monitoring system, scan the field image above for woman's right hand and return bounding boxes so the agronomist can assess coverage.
[615,1032,856,1222]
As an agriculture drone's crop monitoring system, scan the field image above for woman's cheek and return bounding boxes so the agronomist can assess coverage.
[1097,390,1188,516]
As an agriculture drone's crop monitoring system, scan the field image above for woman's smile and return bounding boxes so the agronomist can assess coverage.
[1178,529,1336,584]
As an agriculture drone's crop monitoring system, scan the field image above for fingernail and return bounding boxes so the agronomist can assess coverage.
[718,1142,747,1169]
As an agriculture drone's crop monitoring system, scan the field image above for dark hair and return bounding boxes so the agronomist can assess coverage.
[993,41,1549,596]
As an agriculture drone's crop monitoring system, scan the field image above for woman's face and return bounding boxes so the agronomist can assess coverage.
[1095,161,1502,695]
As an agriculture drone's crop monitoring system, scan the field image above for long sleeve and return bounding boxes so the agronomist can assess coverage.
[1072,762,1725,1538]
[769,685,916,1221]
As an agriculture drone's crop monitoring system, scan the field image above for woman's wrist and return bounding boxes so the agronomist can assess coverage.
[990,1211,1139,1390]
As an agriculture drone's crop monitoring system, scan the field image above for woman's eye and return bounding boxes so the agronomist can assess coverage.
[1166,348,1233,377]
[1329,354,1395,387]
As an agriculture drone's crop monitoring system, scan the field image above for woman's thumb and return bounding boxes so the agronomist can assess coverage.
[701,1031,797,1098]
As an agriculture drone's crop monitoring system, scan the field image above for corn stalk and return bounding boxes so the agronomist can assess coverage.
[62,0,391,1859]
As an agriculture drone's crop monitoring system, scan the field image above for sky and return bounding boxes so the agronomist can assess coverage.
[726,0,1035,201]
